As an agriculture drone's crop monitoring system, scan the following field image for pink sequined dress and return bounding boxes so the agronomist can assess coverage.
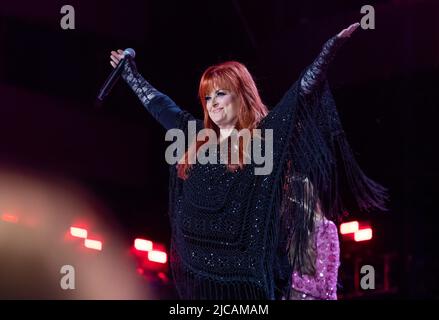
[290,219,340,300]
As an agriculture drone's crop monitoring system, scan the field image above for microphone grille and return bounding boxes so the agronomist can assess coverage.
[123,48,136,59]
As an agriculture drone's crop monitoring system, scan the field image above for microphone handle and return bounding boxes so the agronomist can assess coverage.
[97,57,128,101]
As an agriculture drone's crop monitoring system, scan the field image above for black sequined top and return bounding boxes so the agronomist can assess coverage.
[121,35,387,299]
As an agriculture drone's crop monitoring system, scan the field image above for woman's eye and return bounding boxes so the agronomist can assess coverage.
[217,91,225,96]
[205,96,211,101]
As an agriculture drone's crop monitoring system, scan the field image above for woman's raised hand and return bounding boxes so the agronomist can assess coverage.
[337,22,360,38]
[110,49,125,68]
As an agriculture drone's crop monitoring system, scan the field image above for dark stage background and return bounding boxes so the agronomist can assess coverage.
[0,0,437,299]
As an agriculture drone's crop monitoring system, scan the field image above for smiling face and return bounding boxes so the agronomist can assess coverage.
[205,88,239,130]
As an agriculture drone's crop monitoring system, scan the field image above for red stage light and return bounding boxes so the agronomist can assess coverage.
[70,226,88,239]
[340,221,359,234]
[134,238,153,252]
[354,228,373,242]
[84,238,102,251]
[148,250,167,264]
[1,213,19,223]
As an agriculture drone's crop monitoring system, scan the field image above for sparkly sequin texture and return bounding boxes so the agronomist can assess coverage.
[171,132,276,299]
[290,219,340,300]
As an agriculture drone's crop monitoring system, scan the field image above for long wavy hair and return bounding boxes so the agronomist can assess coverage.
[177,61,268,179]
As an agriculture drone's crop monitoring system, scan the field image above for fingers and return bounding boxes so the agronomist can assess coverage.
[111,50,124,60]
[346,22,360,35]
[337,22,360,38]
[110,54,120,64]
[349,22,360,33]
[110,49,124,68]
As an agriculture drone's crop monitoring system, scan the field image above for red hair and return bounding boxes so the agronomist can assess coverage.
[177,61,268,179]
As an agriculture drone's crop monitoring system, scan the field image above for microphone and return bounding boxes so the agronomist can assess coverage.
[97,48,136,102]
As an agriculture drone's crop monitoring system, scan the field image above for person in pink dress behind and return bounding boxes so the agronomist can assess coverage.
[289,213,340,300]
[281,173,341,300]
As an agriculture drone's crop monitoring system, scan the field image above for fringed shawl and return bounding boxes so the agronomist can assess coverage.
[167,74,387,300]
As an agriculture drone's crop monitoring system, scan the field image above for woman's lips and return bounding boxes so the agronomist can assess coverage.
[211,107,223,114]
